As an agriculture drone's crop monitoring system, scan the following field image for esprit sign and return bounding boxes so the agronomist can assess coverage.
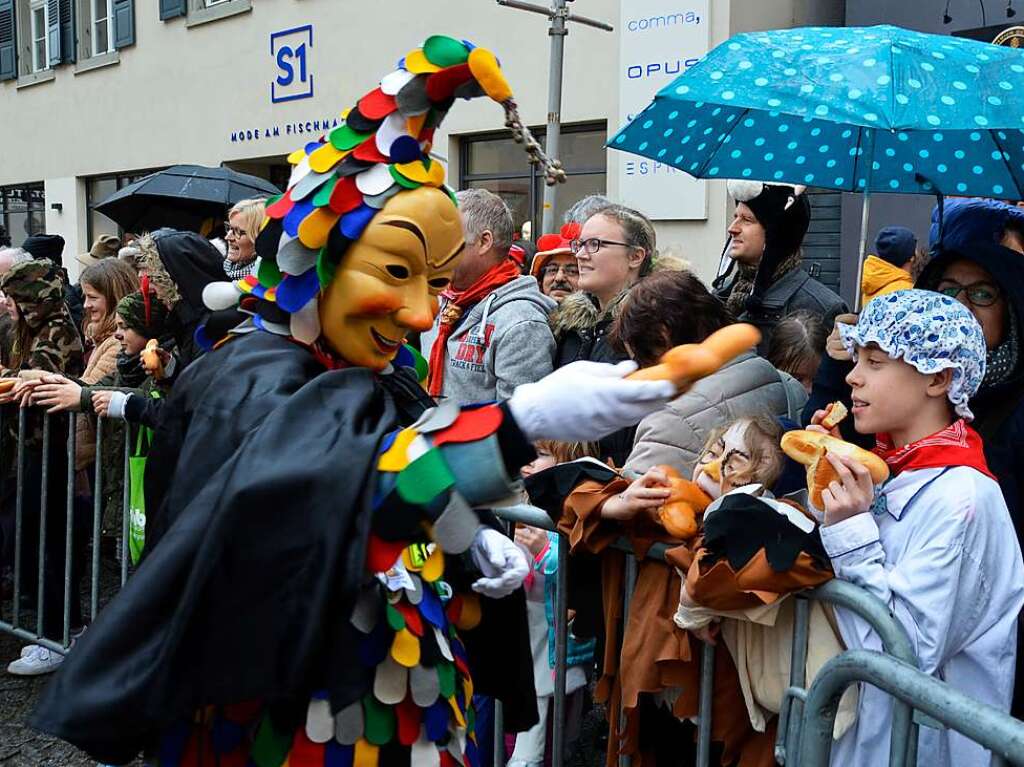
[617,1,710,220]
[271,25,314,104]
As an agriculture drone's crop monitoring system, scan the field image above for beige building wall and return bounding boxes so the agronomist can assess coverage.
[0,0,841,281]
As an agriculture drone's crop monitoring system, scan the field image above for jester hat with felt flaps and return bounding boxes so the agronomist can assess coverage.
[203,35,563,355]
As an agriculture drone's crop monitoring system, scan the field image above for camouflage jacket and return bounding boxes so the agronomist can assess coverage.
[0,259,83,377]
[0,261,83,477]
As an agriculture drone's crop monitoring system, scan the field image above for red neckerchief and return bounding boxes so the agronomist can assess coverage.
[874,419,996,480]
[426,258,521,397]
[286,337,349,371]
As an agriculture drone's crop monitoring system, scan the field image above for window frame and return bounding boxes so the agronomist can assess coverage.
[458,121,608,238]
[185,0,249,27]
[28,0,46,73]
[0,182,46,244]
[89,0,111,56]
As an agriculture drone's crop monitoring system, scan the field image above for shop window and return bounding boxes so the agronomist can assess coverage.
[459,123,607,240]
[0,183,46,245]
[85,169,162,243]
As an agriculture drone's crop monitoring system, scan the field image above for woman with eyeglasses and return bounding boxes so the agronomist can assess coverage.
[223,198,266,280]
[550,204,656,466]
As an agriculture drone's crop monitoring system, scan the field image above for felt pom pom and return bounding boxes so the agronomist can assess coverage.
[727,179,765,203]
[203,281,241,311]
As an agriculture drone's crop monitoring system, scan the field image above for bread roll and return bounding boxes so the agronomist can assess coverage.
[0,378,18,394]
[141,339,162,375]
[780,430,889,509]
[821,401,848,429]
[653,464,711,540]
[627,323,761,391]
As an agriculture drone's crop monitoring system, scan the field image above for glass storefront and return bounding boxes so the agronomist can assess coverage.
[459,122,607,239]
[0,183,45,246]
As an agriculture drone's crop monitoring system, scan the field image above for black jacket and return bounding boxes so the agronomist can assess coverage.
[719,267,848,353]
[33,331,537,762]
[151,231,232,368]
[551,292,634,466]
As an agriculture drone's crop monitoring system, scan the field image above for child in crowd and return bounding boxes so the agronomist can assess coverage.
[766,311,827,394]
[812,289,1024,766]
[511,439,599,767]
[30,291,173,542]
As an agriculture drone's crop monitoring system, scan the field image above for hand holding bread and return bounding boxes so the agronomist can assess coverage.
[654,464,711,540]
[141,339,164,379]
[780,429,889,511]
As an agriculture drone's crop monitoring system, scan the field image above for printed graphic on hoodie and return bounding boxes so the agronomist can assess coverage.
[451,323,496,372]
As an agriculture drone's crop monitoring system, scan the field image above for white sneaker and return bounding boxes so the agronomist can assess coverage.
[7,644,65,676]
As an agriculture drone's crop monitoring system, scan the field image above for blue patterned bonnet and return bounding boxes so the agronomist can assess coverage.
[838,289,987,420]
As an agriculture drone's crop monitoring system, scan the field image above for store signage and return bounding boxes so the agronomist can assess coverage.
[617,0,710,220]
[230,117,340,144]
[271,24,314,104]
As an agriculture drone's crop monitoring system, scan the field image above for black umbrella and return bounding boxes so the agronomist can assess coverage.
[94,164,282,234]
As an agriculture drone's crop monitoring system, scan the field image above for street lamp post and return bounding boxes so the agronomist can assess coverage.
[495,0,612,234]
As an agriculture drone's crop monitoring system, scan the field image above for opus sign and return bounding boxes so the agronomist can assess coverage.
[617,1,710,220]
[271,24,314,104]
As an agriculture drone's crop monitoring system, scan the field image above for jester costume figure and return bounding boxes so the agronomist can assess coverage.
[30,36,676,767]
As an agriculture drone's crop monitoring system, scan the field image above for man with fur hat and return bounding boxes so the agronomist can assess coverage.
[714,180,846,349]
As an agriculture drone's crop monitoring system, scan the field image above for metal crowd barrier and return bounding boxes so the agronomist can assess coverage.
[1,429,1021,767]
[798,650,1024,767]
[0,407,132,654]
[491,503,1021,767]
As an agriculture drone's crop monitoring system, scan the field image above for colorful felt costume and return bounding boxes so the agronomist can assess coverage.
[30,35,556,766]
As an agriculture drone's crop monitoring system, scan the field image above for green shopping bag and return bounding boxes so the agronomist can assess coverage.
[127,425,152,565]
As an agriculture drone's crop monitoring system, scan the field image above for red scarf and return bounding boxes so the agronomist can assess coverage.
[874,419,996,480]
[426,259,521,397]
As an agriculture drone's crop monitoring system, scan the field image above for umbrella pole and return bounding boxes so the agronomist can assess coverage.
[854,191,871,312]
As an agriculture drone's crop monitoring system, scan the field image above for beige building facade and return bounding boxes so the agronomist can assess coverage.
[0,0,842,282]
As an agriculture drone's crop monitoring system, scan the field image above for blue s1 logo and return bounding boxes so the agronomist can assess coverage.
[271,25,314,104]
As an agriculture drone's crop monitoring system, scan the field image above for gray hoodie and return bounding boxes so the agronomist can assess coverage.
[421,275,556,405]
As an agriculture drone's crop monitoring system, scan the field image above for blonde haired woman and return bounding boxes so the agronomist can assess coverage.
[223,197,266,279]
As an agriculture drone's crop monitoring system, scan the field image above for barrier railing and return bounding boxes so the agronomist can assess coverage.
[0,408,131,655]
[492,503,927,767]
[798,650,1024,767]
[0,434,1019,767]
[776,580,920,767]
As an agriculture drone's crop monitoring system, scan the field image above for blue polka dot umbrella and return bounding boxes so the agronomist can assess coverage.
[609,24,1024,302]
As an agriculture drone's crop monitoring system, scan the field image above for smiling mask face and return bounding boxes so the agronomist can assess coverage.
[318,187,465,370]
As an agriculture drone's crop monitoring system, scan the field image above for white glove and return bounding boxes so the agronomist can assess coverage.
[470,527,530,599]
[507,360,676,442]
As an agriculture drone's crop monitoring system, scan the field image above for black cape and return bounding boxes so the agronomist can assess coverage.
[32,331,537,763]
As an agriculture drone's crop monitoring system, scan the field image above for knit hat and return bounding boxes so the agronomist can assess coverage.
[728,180,811,260]
[838,289,987,420]
[725,180,811,314]
[76,234,122,270]
[22,234,66,266]
[529,222,580,278]
[116,291,171,339]
[874,226,917,268]
[202,35,562,348]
